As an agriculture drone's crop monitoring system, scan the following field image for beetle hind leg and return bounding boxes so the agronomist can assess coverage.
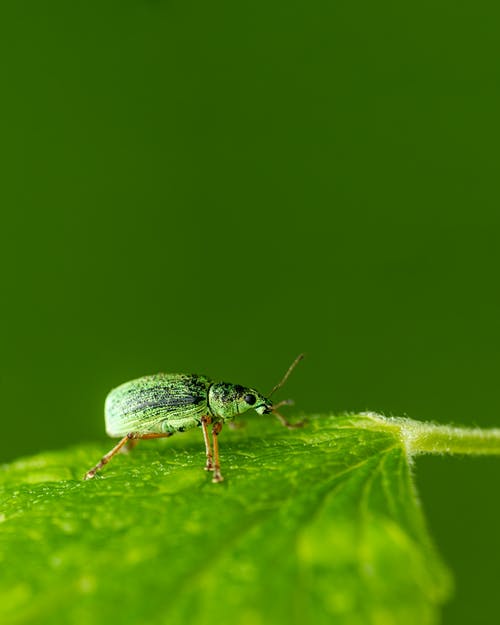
[84,433,134,480]
[83,432,173,480]
[120,437,139,454]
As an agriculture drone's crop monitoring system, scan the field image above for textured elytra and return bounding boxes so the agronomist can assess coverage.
[105,373,212,436]
[0,414,452,625]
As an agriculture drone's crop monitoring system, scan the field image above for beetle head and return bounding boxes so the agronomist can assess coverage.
[208,383,271,420]
[208,355,304,426]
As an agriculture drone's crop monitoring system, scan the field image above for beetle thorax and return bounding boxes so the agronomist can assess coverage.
[207,382,244,420]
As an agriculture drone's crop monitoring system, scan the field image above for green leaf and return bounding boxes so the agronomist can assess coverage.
[1,413,498,625]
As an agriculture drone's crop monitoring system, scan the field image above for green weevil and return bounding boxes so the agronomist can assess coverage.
[84,354,304,483]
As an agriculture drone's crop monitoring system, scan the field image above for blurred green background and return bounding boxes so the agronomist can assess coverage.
[1,1,499,623]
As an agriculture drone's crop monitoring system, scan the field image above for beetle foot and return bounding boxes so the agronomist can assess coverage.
[212,471,224,483]
[83,470,96,480]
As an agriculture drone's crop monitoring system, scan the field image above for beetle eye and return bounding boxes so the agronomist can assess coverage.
[244,394,256,405]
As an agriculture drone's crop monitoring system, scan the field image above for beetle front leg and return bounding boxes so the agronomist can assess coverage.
[211,422,224,483]
[201,416,213,471]
[272,411,306,429]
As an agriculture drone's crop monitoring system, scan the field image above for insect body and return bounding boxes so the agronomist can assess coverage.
[84,355,304,483]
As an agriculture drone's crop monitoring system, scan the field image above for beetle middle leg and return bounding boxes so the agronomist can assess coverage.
[83,432,172,480]
[211,422,224,483]
[201,416,213,471]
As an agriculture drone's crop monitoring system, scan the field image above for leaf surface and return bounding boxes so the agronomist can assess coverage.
[0,414,452,625]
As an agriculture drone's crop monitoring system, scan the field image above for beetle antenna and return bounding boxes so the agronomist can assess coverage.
[268,353,304,397]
